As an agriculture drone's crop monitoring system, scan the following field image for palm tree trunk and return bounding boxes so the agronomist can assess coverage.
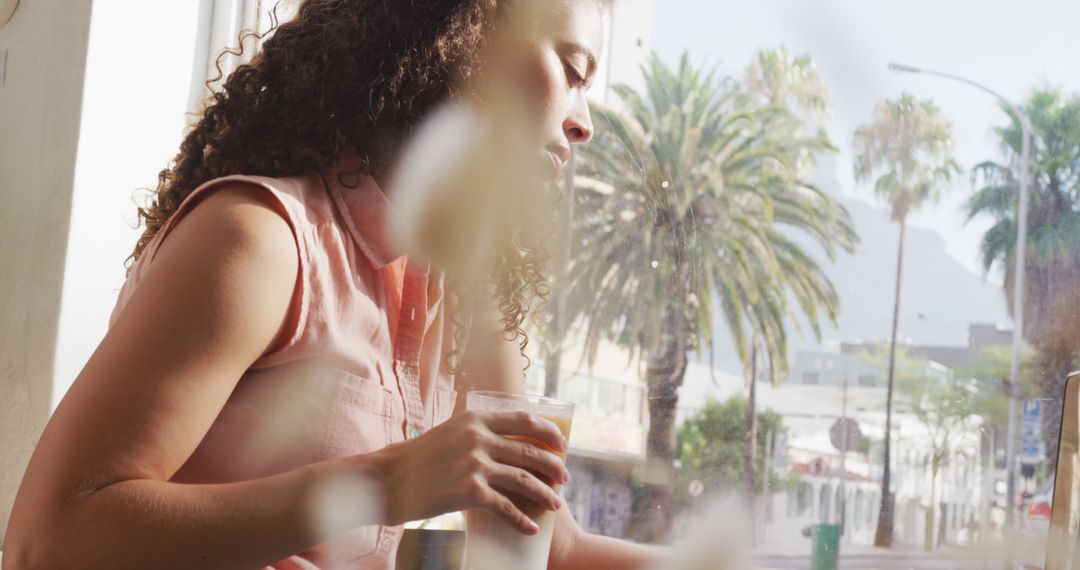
[874,215,907,548]
[543,340,561,398]
[543,287,563,398]
[633,250,691,544]
[743,343,759,497]
[742,343,760,542]
[1038,348,1075,474]
[638,342,687,544]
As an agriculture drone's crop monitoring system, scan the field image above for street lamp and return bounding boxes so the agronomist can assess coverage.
[888,62,1033,530]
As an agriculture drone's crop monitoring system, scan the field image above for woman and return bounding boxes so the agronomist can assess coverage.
[3,1,661,569]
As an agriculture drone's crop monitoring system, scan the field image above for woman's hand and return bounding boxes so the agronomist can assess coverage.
[366,410,571,534]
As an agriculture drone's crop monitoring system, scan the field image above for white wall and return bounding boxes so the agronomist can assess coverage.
[52,0,204,407]
[1,0,211,541]
[594,0,653,106]
[0,0,95,542]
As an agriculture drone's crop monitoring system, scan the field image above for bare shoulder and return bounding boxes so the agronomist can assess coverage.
[115,181,301,365]
[158,182,300,274]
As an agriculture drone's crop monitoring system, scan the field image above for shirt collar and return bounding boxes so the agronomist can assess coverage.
[321,152,406,270]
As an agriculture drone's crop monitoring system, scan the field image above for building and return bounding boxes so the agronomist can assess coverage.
[593,0,653,105]
[671,323,1009,550]
[785,323,1012,390]
[787,349,891,389]
[839,323,1013,376]
[526,338,648,539]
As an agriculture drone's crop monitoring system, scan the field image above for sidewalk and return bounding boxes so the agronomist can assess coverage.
[753,538,1045,569]
[754,542,978,559]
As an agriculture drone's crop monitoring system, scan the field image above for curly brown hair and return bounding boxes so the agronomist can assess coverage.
[130,0,553,373]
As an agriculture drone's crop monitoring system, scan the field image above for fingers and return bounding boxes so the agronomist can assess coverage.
[479,411,568,454]
[468,476,541,535]
[486,464,563,513]
[488,437,570,486]
[450,410,571,535]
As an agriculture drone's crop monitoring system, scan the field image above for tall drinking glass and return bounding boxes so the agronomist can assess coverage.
[463,391,575,570]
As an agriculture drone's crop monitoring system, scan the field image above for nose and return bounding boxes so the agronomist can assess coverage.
[563,98,594,144]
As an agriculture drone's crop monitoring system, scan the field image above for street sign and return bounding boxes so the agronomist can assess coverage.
[773,432,788,470]
[829,418,863,453]
[1020,399,1044,465]
[687,479,705,498]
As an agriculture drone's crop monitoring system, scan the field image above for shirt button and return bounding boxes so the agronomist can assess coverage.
[407,425,423,439]
[379,537,394,553]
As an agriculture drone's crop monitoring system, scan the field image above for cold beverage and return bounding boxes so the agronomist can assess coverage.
[463,391,575,570]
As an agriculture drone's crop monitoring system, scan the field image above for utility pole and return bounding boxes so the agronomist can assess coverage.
[839,366,849,535]
[1004,381,1018,526]
[981,426,995,566]
[1004,380,1019,570]
[762,429,775,543]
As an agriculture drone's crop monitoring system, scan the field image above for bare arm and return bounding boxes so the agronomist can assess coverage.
[3,186,576,570]
[1,186,357,570]
[548,517,665,570]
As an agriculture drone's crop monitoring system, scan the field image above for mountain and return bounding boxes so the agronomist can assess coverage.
[702,160,1010,375]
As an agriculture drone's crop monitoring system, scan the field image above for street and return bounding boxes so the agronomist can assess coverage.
[756,555,1008,570]
[751,539,1045,570]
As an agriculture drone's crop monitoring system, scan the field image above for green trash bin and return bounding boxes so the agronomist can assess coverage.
[800,524,840,570]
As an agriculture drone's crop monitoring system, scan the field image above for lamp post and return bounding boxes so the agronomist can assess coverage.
[888,61,1032,533]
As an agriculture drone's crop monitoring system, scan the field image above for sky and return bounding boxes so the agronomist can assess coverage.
[649,0,1080,280]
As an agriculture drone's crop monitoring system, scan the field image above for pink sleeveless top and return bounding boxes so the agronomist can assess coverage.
[109,158,458,569]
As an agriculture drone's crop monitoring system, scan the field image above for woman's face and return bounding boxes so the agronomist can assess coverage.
[517,1,603,180]
[535,1,604,177]
[388,1,604,274]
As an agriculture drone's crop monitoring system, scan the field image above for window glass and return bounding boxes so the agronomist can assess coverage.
[106,0,1080,565]
[531,0,1080,566]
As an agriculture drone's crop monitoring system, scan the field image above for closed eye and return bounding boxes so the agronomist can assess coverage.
[564,62,588,89]
[556,40,598,90]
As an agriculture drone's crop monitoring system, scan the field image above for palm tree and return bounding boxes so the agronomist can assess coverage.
[967,89,1080,468]
[738,46,835,499]
[746,46,831,124]
[565,52,856,542]
[852,93,960,547]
